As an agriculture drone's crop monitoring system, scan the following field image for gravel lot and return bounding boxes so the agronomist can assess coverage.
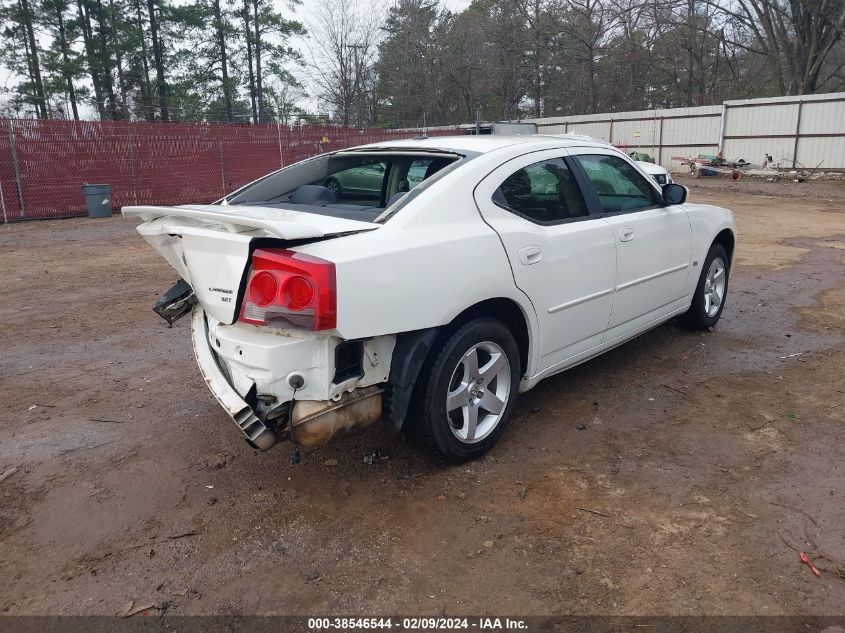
[1,177,843,616]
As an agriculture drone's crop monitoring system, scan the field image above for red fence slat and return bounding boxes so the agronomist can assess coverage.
[0,119,456,222]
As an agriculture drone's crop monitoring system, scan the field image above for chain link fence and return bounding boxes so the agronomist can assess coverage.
[0,119,456,222]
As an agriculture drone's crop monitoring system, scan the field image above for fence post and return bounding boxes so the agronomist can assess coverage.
[0,120,7,222]
[277,121,284,169]
[792,100,803,169]
[8,119,24,218]
[129,122,138,204]
[657,116,664,167]
[218,131,226,197]
[0,160,6,224]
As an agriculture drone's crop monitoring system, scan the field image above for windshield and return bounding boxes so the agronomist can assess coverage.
[222,151,463,223]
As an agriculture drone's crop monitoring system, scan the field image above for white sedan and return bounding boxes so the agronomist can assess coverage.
[125,135,735,463]
[636,160,674,185]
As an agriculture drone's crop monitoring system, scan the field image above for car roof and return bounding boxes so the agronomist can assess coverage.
[355,133,614,154]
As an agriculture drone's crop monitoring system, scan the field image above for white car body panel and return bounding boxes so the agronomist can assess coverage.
[126,135,735,450]
[473,147,617,371]
[128,207,378,324]
[571,147,692,340]
[125,203,378,239]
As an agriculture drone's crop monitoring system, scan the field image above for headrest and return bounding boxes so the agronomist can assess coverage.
[290,185,338,206]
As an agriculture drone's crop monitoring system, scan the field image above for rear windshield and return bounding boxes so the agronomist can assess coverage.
[222,151,464,223]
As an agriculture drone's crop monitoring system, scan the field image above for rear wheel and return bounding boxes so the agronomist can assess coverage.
[684,243,729,329]
[409,319,520,463]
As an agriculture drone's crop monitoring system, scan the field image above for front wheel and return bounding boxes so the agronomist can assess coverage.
[684,243,730,329]
[409,318,520,463]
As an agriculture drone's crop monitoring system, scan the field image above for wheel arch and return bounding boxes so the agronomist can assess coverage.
[444,298,530,377]
[384,297,532,431]
[712,228,735,263]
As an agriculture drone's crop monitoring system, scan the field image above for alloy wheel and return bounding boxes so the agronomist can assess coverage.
[703,256,726,317]
[445,341,511,444]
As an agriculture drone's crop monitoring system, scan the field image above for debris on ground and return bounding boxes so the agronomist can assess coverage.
[363,451,388,465]
[0,467,19,484]
[203,454,230,470]
[166,530,198,540]
[120,600,158,617]
[576,507,611,518]
[800,552,822,577]
[661,383,690,399]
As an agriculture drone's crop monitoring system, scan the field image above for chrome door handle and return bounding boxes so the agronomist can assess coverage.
[619,227,635,242]
[518,245,542,265]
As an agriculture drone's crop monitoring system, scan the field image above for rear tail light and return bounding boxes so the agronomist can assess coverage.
[240,249,336,331]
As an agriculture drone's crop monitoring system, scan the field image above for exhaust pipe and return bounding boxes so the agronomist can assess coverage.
[289,386,383,448]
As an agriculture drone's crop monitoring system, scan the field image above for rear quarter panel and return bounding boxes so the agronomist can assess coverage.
[298,217,534,339]
[294,161,541,370]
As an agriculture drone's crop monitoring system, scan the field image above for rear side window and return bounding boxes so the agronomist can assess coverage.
[492,158,588,224]
[574,154,658,213]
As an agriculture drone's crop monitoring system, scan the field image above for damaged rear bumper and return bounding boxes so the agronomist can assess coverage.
[191,306,281,449]
[191,306,392,451]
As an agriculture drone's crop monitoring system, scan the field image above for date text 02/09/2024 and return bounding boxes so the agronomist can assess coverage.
[306,618,528,630]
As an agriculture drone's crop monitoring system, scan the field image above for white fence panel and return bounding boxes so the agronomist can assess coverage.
[612,119,659,148]
[518,92,845,171]
[662,114,721,146]
[797,136,845,170]
[724,103,799,137]
[800,100,845,135]
[722,138,795,167]
[564,121,612,141]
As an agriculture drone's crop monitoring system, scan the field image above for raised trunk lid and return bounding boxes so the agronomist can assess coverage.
[124,204,377,324]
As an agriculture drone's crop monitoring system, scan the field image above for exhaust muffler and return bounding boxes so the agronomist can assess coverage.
[288,385,383,448]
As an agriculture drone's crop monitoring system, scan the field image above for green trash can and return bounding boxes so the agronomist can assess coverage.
[81,183,113,218]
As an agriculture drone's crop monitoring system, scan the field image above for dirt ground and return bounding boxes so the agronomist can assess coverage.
[0,175,843,616]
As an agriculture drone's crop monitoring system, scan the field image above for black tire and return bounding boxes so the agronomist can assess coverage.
[325,177,342,196]
[407,318,520,463]
[684,243,730,329]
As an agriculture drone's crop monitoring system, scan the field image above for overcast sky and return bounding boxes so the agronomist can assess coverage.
[1,0,473,118]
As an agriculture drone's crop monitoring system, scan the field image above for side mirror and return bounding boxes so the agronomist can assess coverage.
[663,183,687,205]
